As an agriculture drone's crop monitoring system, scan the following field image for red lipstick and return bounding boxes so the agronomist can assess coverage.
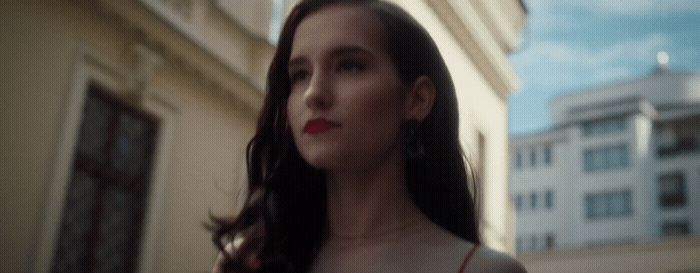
[304,118,340,134]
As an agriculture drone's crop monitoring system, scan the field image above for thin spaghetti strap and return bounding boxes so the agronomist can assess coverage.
[457,244,480,273]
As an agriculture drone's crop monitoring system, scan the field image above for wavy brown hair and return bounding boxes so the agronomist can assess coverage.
[210,0,480,272]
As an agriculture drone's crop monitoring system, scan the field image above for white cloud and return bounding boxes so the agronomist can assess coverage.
[565,0,700,16]
[587,33,670,65]
[526,0,700,16]
[511,34,670,89]
[514,33,670,66]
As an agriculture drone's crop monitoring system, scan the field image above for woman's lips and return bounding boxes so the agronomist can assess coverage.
[304,118,340,134]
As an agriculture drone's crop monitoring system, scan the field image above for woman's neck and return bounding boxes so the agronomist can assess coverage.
[324,147,430,247]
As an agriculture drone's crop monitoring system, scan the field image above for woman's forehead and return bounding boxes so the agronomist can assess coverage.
[290,5,387,59]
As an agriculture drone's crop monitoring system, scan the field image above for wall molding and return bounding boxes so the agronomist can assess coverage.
[426,0,521,100]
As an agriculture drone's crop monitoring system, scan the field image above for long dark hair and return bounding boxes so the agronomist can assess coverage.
[210,0,480,272]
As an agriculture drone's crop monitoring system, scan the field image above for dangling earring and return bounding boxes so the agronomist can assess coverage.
[404,120,425,160]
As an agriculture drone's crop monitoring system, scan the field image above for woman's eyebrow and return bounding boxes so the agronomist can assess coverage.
[288,45,373,69]
[328,46,372,58]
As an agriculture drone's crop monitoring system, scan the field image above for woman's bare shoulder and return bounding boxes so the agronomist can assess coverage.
[467,245,527,273]
[421,221,526,272]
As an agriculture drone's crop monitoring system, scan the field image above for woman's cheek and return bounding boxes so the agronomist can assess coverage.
[287,94,304,130]
[348,94,403,144]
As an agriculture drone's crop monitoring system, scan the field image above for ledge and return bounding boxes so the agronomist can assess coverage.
[426,0,522,100]
[99,0,268,113]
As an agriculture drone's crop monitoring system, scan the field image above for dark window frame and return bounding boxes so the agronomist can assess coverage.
[584,144,630,172]
[545,233,555,249]
[585,190,633,220]
[661,220,690,237]
[51,83,160,273]
[582,116,627,137]
[515,194,523,212]
[544,144,553,165]
[545,190,554,209]
[658,172,686,208]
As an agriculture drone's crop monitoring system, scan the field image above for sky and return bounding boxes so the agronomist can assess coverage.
[508,0,700,135]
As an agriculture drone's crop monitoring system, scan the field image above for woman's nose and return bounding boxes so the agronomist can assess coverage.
[303,72,334,111]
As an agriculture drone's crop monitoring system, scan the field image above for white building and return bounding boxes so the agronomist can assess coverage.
[509,64,700,254]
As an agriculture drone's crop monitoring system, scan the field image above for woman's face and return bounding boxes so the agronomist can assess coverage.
[286,5,409,171]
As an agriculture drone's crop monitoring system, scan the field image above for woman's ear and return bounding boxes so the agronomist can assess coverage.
[405,76,436,122]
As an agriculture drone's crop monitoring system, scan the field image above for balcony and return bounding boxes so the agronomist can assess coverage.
[657,137,699,158]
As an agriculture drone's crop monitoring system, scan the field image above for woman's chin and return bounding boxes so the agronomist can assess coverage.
[299,149,346,170]
[301,154,337,170]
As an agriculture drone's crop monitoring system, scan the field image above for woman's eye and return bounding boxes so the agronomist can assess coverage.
[289,70,309,83]
[338,61,365,73]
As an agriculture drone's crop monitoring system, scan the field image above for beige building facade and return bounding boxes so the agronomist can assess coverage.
[0,0,524,272]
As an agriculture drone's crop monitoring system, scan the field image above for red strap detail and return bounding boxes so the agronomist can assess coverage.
[457,244,480,273]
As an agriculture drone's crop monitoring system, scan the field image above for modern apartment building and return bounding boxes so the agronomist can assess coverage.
[510,66,700,254]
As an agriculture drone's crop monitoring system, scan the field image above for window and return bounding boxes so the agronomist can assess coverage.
[661,220,690,236]
[519,233,556,252]
[584,144,630,172]
[658,136,698,157]
[545,190,554,209]
[516,191,553,212]
[51,84,160,272]
[582,116,626,137]
[659,173,686,208]
[529,235,538,251]
[530,148,537,167]
[514,194,523,212]
[585,191,632,220]
[544,144,553,165]
[545,233,555,249]
[515,149,523,169]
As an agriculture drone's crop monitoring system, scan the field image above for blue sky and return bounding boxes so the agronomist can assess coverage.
[508,0,700,135]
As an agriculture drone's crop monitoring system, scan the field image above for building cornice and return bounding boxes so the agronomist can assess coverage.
[98,0,270,113]
[211,1,274,47]
[426,0,522,100]
[510,128,568,147]
[468,0,524,52]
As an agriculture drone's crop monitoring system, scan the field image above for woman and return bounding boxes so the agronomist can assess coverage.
[212,0,526,272]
